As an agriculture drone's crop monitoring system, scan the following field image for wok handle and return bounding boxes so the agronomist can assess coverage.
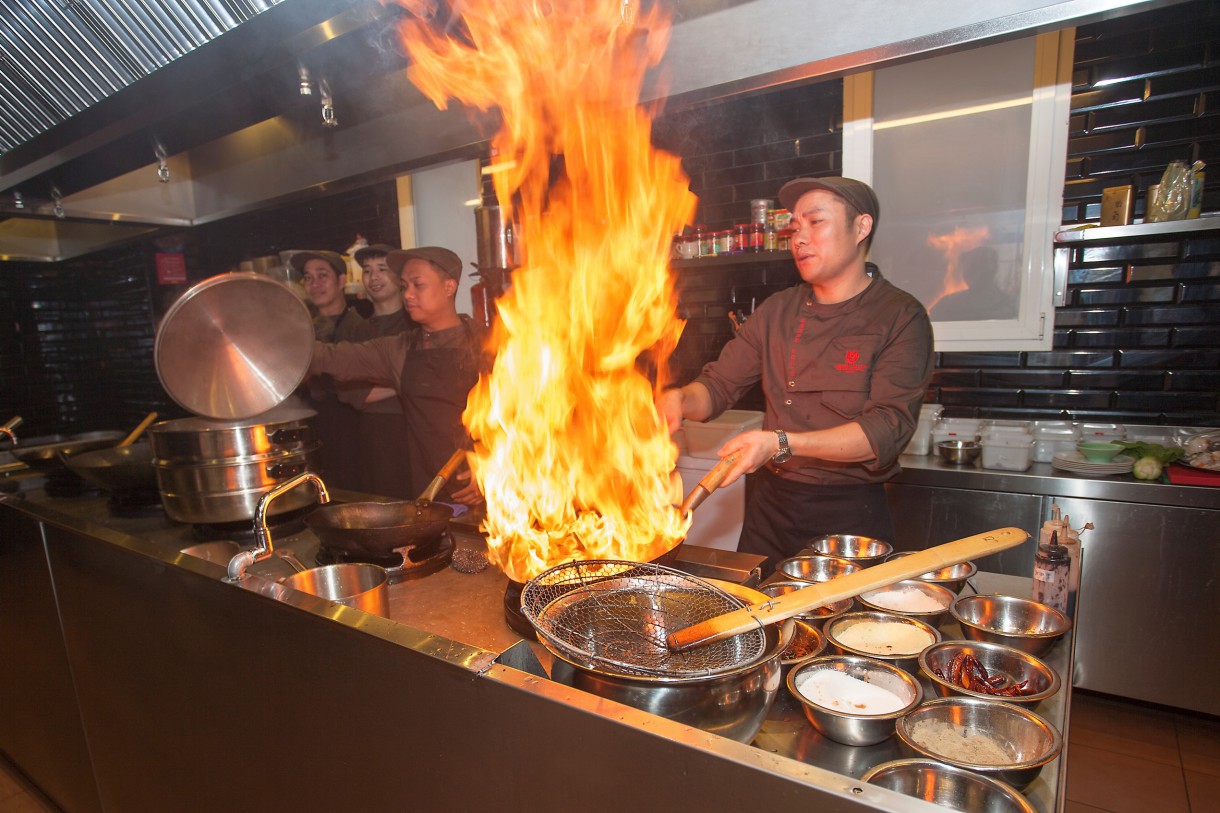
[665,527,1029,652]
[117,412,158,448]
[0,416,20,445]
[678,451,741,516]
[418,449,468,503]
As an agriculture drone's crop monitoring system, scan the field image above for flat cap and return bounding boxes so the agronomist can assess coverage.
[778,176,880,226]
[353,243,398,265]
[387,247,463,281]
[288,250,346,279]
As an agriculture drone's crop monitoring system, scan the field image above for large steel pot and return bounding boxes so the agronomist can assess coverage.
[546,615,791,744]
[149,409,320,524]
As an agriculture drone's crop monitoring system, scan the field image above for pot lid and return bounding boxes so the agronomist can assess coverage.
[155,272,314,420]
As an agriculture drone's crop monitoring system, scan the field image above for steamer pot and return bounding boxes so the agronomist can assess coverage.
[149,409,321,524]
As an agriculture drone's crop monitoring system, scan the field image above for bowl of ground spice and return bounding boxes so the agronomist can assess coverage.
[787,655,923,746]
[825,611,942,676]
[895,697,1062,790]
[857,579,956,628]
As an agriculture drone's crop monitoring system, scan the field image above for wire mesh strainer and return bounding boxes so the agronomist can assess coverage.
[520,560,769,679]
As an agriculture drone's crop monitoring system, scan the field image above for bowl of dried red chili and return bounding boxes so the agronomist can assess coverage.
[919,640,1060,708]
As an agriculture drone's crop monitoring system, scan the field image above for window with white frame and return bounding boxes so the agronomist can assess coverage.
[842,31,1074,351]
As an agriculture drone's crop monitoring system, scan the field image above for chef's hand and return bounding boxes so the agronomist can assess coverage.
[654,388,686,435]
[716,429,779,487]
[449,469,484,506]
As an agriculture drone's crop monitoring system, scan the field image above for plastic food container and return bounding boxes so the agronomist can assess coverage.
[1032,424,1078,463]
[981,435,1034,471]
[932,418,982,447]
[680,410,764,459]
[1079,422,1125,442]
[981,419,1033,436]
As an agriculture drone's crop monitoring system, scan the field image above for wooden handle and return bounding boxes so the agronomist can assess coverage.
[117,412,158,448]
[417,449,468,503]
[678,452,742,515]
[666,527,1028,653]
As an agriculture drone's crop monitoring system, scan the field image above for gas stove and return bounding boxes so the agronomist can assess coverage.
[316,532,455,584]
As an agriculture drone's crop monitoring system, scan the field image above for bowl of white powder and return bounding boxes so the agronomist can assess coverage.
[857,579,955,627]
[896,697,1062,789]
[825,611,942,675]
[786,655,924,746]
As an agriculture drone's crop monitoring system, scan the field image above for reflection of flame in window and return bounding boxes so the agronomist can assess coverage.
[926,227,991,310]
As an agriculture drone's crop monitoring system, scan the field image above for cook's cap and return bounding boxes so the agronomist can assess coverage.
[354,243,397,265]
[288,250,346,279]
[778,176,880,226]
[388,247,463,281]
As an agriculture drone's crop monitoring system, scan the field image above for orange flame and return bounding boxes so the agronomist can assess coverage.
[395,0,696,583]
[926,226,991,310]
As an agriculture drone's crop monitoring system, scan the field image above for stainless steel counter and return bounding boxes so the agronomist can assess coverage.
[1,480,1074,813]
[894,453,1220,511]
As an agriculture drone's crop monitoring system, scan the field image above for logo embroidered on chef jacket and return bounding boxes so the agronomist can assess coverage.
[833,349,868,374]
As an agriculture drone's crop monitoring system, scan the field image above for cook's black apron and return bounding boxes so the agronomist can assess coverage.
[737,466,895,575]
[397,321,480,500]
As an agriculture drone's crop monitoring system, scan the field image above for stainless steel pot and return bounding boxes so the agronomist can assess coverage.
[149,409,320,524]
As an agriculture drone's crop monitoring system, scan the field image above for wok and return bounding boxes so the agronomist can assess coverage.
[304,449,467,559]
[59,442,157,493]
[11,431,126,472]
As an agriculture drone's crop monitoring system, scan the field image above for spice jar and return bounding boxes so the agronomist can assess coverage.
[733,224,750,253]
[695,224,712,257]
[749,223,764,252]
[715,229,734,255]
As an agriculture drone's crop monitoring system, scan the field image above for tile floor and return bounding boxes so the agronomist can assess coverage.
[1,691,1216,812]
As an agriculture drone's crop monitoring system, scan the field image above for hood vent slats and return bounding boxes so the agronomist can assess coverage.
[0,0,281,156]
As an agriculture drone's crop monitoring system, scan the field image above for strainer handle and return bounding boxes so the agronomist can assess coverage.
[666,527,1030,652]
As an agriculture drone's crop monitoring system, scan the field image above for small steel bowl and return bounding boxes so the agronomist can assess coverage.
[862,758,1037,813]
[938,440,982,465]
[919,640,1061,708]
[779,618,827,671]
[885,550,978,594]
[803,534,893,567]
[825,611,942,675]
[760,580,854,628]
[895,697,1062,790]
[857,579,956,628]
[787,655,923,746]
[777,554,863,583]
[952,594,1072,658]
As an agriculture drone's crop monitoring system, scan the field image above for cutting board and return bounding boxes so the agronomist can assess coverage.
[1165,463,1220,487]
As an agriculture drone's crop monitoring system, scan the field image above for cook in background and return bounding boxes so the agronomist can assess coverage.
[656,177,934,573]
[292,249,368,493]
[309,247,485,504]
[346,243,415,499]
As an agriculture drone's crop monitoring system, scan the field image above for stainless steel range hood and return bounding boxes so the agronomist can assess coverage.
[0,0,1184,261]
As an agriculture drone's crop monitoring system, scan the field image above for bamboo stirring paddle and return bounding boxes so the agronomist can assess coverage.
[666,526,1029,653]
[116,412,158,448]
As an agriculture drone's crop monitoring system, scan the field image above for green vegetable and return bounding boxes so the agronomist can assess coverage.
[1133,456,1163,481]
[1115,441,1184,465]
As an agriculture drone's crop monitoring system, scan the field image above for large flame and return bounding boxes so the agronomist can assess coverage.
[926,226,991,310]
[395,0,696,583]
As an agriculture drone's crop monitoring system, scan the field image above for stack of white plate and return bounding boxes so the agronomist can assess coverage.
[1051,451,1135,476]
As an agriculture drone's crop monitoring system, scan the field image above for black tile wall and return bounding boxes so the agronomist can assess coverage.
[3,4,1217,435]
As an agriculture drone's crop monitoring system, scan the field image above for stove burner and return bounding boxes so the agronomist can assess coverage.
[107,488,165,518]
[316,533,455,584]
[503,580,538,640]
[191,507,309,543]
[43,471,102,498]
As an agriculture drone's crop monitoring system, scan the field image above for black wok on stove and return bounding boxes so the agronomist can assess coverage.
[304,500,454,559]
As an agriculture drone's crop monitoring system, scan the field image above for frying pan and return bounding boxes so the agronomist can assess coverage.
[305,450,467,559]
[59,442,157,493]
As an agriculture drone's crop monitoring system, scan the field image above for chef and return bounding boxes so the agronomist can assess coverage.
[309,246,484,504]
[292,249,367,492]
[345,243,415,498]
[656,177,934,572]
